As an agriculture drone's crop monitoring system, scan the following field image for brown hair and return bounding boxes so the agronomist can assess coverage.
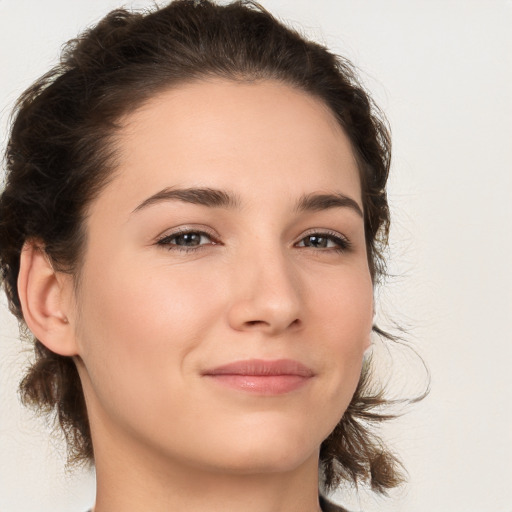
[0,0,402,495]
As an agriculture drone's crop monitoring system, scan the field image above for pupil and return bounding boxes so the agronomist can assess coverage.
[178,233,200,246]
[307,236,327,248]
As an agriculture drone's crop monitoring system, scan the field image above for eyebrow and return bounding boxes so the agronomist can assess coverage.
[132,186,363,217]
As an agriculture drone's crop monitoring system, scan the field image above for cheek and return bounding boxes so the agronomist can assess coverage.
[73,256,225,421]
[308,267,373,401]
[79,254,221,344]
[313,264,373,344]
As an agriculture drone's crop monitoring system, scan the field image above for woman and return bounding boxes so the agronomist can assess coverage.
[0,1,404,511]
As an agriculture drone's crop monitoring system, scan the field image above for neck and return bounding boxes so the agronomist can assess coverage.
[91,423,322,512]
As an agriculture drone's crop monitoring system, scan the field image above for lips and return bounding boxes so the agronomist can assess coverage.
[202,359,315,395]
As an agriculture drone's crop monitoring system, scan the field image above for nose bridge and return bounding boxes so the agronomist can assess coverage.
[227,236,303,334]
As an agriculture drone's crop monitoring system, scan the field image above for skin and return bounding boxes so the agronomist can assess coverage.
[20,79,373,512]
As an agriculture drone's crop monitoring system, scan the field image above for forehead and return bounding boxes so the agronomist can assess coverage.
[98,79,362,214]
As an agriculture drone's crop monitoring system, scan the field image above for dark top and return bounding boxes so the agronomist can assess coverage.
[319,495,350,512]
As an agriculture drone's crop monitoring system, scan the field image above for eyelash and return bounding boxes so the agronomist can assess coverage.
[156,228,352,254]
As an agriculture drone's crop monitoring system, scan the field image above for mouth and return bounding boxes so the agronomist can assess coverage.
[201,359,315,395]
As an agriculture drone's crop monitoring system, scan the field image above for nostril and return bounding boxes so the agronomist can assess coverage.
[245,318,301,329]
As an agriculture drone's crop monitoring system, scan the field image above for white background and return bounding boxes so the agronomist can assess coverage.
[1,1,511,511]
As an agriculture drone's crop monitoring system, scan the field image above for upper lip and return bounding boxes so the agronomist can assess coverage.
[202,359,314,377]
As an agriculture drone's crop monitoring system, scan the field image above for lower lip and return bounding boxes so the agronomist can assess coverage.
[204,375,312,395]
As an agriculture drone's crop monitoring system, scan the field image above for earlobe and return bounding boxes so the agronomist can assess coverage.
[17,240,78,356]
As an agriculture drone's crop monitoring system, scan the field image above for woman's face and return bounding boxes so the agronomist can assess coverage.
[71,79,373,474]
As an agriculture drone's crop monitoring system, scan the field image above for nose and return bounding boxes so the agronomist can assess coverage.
[226,245,303,336]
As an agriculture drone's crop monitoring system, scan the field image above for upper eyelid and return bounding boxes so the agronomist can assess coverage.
[299,228,348,240]
[156,226,218,242]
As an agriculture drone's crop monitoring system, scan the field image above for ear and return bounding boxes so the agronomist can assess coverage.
[17,240,78,356]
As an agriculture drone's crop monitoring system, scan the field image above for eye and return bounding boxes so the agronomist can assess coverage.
[296,231,351,253]
[156,228,351,254]
[156,229,216,253]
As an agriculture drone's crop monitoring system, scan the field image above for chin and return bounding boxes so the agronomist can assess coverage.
[212,446,318,475]
[194,420,324,475]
